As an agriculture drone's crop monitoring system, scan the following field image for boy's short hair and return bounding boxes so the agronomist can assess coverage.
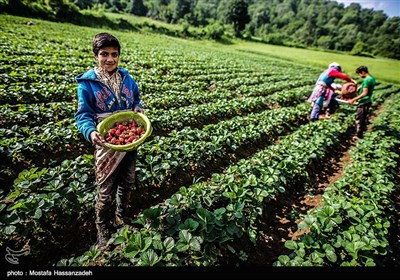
[92,33,121,56]
[355,65,368,74]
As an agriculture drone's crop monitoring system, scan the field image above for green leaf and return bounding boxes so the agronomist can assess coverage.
[277,186,285,193]
[175,242,190,252]
[189,237,202,251]
[152,239,163,250]
[332,216,342,224]
[183,218,199,231]
[347,209,357,218]
[112,236,126,245]
[163,237,175,252]
[79,173,88,182]
[214,207,226,216]
[285,240,298,250]
[132,232,143,248]
[383,221,390,228]
[9,201,26,211]
[309,252,324,265]
[296,247,306,258]
[322,206,335,217]
[125,244,140,259]
[248,174,258,186]
[33,208,42,219]
[277,255,290,265]
[5,225,16,235]
[298,220,309,230]
[203,196,212,207]
[227,245,236,254]
[140,249,160,266]
[142,237,153,252]
[325,250,337,263]
[168,194,182,206]
[179,230,192,243]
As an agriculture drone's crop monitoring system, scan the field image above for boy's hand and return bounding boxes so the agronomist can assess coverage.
[134,106,145,114]
[90,131,105,146]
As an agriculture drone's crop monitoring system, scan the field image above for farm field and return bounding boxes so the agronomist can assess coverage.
[232,41,400,86]
[0,14,399,270]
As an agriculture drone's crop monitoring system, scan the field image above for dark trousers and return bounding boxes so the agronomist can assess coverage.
[355,104,371,138]
[95,150,137,230]
[327,93,339,115]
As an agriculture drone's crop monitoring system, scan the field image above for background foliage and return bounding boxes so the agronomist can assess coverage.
[0,0,399,59]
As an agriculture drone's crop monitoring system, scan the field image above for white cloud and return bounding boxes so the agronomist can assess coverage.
[335,0,400,17]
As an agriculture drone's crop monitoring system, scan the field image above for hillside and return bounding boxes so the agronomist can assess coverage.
[1,0,400,60]
[0,14,399,272]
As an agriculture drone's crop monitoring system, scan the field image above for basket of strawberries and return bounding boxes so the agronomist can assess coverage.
[335,82,358,105]
[97,111,152,151]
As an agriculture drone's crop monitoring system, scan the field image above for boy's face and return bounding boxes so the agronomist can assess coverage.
[357,71,367,78]
[95,46,119,74]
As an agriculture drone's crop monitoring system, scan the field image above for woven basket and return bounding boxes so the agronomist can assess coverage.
[341,82,357,100]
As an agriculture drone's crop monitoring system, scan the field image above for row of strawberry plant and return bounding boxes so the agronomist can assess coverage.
[0,81,312,131]
[0,85,312,175]
[0,103,311,263]
[136,85,398,193]
[0,102,76,127]
[140,70,314,97]
[0,154,95,245]
[54,87,396,266]
[136,102,311,186]
[57,110,353,266]
[143,79,315,109]
[1,83,395,129]
[0,82,394,205]
[274,93,400,266]
[0,102,311,243]
[1,16,320,106]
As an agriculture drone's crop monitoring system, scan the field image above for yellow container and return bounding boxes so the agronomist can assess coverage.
[97,111,152,151]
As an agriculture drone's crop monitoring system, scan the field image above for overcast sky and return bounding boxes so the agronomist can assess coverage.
[336,0,400,18]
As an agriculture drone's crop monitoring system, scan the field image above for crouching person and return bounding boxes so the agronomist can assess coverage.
[308,62,356,121]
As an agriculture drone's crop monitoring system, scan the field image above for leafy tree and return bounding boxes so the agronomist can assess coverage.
[72,0,92,9]
[205,21,225,40]
[145,0,170,19]
[336,24,359,51]
[2,0,400,59]
[126,0,148,16]
[225,0,250,37]
[317,35,334,49]
[339,3,361,25]
[191,0,219,26]
[350,41,366,55]
[170,0,192,24]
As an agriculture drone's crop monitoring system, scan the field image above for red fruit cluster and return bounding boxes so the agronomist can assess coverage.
[340,83,357,100]
[104,120,145,145]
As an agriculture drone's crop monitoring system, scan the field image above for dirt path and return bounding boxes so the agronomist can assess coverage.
[241,140,353,265]
[241,107,383,266]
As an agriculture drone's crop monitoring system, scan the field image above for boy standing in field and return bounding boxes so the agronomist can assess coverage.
[349,65,376,140]
[75,33,145,251]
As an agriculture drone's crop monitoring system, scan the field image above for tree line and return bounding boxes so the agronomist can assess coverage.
[1,0,399,59]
